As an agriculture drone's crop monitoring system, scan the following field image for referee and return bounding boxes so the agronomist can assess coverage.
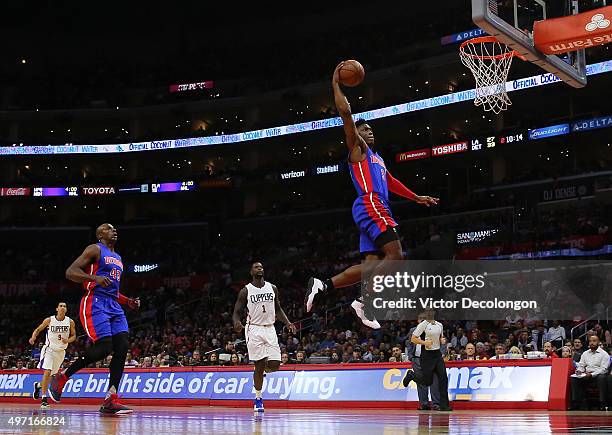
[402,310,452,411]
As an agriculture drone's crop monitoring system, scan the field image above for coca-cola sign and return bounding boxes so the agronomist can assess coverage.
[0,187,31,196]
[81,186,116,195]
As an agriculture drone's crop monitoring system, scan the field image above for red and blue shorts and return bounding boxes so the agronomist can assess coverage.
[352,193,398,254]
[79,293,128,342]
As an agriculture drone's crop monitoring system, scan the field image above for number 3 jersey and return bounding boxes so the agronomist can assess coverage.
[46,315,71,350]
[246,281,276,326]
[83,242,123,299]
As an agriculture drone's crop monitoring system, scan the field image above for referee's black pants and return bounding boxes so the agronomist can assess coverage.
[412,349,449,407]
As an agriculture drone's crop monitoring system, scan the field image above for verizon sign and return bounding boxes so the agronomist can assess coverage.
[534,6,612,54]
[81,186,116,195]
[431,141,468,157]
[395,148,431,162]
[0,187,31,196]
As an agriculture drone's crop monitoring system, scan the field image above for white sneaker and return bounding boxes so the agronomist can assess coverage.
[305,277,325,313]
[351,300,381,329]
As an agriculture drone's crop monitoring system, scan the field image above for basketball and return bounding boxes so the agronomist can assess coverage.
[338,60,365,87]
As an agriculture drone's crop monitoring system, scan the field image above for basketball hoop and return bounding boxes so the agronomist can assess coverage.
[459,36,522,114]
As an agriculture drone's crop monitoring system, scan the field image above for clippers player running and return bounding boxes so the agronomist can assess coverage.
[305,62,439,327]
[233,262,296,412]
[48,223,140,414]
[29,302,76,409]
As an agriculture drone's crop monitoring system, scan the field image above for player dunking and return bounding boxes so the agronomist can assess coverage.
[29,302,76,409]
[305,62,439,327]
[233,262,296,412]
[47,223,140,414]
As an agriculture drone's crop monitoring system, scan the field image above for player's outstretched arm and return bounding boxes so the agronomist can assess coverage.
[386,171,439,206]
[29,317,50,345]
[65,244,111,287]
[232,287,247,333]
[332,62,367,162]
[272,285,296,334]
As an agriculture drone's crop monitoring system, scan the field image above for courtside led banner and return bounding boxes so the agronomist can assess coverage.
[0,364,551,402]
[1,60,611,155]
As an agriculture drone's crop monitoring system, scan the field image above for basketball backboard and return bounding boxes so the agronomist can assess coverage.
[471,0,588,87]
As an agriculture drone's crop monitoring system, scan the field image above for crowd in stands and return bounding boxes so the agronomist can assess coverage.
[0,200,610,372]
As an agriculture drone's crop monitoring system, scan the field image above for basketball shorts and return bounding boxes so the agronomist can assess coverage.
[79,293,128,342]
[38,345,66,375]
[245,324,281,362]
[352,193,398,254]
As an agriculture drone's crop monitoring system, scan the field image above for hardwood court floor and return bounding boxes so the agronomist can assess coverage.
[0,403,610,434]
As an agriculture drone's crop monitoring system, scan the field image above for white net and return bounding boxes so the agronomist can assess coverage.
[460,38,517,114]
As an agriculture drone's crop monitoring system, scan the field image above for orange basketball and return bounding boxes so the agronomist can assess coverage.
[338,60,365,87]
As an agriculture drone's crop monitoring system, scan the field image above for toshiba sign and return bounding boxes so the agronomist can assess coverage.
[431,141,468,157]
[81,186,116,195]
[0,187,31,196]
[395,148,431,162]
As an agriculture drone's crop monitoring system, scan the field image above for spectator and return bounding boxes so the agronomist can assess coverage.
[125,352,139,366]
[509,346,523,357]
[191,350,203,366]
[475,342,488,360]
[208,353,219,366]
[152,358,161,367]
[295,351,306,364]
[464,343,477,360]
[517,330,534,354]
[141,356,152,368]
[451,328,468,348]
[547,320,566,349]
[572,338,584,363]
[570,336,610,411]
[281,353,290,365]
[490,344,507,360]
[391,346,408,363]
[348,348,363,363]
[330,351,341,364]
[543,341,558,359]
[561,346,573,358]
[318,332,336,351]
[531,323,548,351]
[229,353,241,366]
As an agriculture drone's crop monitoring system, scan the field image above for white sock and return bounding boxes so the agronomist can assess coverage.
[255,390,262,399]
[42,394,47,398]
[105,385,117,400]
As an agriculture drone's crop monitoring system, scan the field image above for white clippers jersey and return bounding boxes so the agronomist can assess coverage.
[246,282,276,326]
[46,316,71,350]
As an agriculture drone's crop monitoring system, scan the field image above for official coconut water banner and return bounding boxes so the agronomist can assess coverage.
[0,365,550,402]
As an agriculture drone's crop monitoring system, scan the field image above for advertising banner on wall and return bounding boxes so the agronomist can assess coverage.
[0,364,551,403]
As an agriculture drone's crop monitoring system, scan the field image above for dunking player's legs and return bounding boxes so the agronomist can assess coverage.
[306,231,403,323]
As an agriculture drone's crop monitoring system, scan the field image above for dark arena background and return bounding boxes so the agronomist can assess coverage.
[0,1,611,434]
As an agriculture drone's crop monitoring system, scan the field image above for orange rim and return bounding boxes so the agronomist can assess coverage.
[459,36,521,60]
